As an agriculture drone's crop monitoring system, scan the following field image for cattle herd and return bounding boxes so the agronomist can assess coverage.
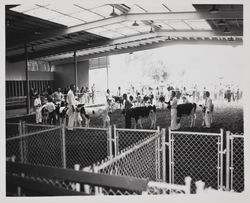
[38,87,216,130]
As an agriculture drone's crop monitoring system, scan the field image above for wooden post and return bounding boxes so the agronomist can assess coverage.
[74,164,80,192]
[195,180,205,194]
[82,166,92,194]
[185,176,192,194]
[61,125,66,168]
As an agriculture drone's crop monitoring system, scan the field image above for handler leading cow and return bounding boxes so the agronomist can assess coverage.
[166,91,197,130]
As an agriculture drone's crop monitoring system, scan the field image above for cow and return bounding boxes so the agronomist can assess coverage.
[159,95,165,109]
[165,101,197,127]
[112,96,123,109]
[80,101,116,128]
[41,105,49,124]
[126,105,157,129]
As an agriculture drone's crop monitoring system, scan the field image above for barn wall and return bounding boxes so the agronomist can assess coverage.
[6,61,54,81]
[54,60,89,89]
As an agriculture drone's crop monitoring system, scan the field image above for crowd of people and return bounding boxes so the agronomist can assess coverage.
[30,82,242,130]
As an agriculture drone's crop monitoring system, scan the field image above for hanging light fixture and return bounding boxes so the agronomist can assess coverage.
[31,45,35,52]
[209,5,219,14]
[218,19,225,26]
[166,36,171,41]
[223,26,231,34]
[110,5,118,17]
[132,21,139,26]
[114,44,118,49]
[149,27,154,33]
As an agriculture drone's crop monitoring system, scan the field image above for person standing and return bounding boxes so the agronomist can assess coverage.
[67,84,76,130]
[122,93,133,128]
[170,91,180,130]
[204,91,213,128]
[91,84,95,104]
[117,86,122,97]
[45,96,56,125]
[34,94,42,123]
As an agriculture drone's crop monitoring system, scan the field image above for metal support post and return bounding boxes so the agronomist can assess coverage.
[62,125,66,168]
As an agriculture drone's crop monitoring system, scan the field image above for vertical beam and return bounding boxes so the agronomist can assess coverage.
[24,44,30,114]
[74,51,78,89]
[220,128,224,190]
[106,65,109,90]
[226,131,230,191]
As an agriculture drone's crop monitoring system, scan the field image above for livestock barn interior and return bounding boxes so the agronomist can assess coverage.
[4,1,245,198]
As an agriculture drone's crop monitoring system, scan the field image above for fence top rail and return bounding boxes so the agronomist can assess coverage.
[170,130,222,137]
[24,123,57,128]
[96,132,160,171]
[6,161,148,192]
[230,134,244,138]
[66,126,108,131]
[6,126,62,142]
[116,127,159,133]
[147,181,187,191]
[6,122,20,125]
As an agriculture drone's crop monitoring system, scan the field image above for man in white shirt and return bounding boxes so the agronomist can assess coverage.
[67,84,76,130]
[204,91,213,128]
[34,94,42,123]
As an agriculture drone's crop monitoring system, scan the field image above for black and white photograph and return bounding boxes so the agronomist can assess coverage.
[2,0,249,202]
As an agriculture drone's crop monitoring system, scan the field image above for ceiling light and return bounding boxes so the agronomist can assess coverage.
[218,20,225,26]
[209,5,219,14]
[223,27,231,34]
[110,6,118,17]
[166,36,171,41]
[149,27,154,33]
[132,21,139,26]
[114,44,118,49]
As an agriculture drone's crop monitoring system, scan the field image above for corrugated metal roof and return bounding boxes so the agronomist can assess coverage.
[6,3,243,63]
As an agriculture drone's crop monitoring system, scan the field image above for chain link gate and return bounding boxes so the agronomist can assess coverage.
[226,131,244,192]
[93,131,163,194]
[168,128,224,193]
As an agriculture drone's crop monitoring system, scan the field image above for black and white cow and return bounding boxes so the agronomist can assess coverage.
[80,102,115,128]
[127,105,157,129]
[165,101,197,127]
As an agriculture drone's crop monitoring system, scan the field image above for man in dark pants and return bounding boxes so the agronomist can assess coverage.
[46,96,56,125]
[122,94,132,128]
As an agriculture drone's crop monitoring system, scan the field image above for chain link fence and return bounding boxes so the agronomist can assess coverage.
[23,123,57,134]
[6,127,63,167]
[114,126,160,154]
[226,133,244,192]
[168,129,223,193]
[146,177,191,195]
[65,127,110,169]
[96,132,161,181]
[6,123,20,138]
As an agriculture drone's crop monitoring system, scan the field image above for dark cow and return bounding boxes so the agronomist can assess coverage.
[112,96,123,108]
[127,105,157,129]
[143,94,154,104]
[41,106,49,124]
[165,101,197,127]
